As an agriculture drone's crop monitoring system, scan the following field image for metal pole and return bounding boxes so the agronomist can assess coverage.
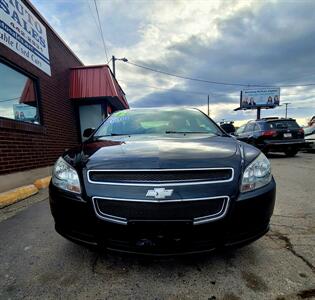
[207,95,210,116]
[257,107,261,120]
[112,55,116,77]
[283,102,290,118]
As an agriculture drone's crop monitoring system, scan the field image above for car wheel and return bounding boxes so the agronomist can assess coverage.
[284,149,298,157]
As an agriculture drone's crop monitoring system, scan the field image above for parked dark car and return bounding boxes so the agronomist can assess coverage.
[235,117,305,156]
[220,121,236,134]
[49,108,276,255]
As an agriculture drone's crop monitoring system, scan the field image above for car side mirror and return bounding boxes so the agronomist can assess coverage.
[83,128,95,138]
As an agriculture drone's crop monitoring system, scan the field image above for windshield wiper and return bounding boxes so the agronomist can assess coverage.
[95,133,130,138]
[165,131,213,134]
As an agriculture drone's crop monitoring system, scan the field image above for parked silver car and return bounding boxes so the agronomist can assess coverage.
[304,126,315,152]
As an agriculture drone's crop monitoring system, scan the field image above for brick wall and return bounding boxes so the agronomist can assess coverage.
[0,1,83,175]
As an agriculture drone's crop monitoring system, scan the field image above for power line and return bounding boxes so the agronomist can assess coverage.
[87,2,102,37]
[93,0,109,63]
[118,79,209,96]
[126,61,259,87]
[0,96,20,103]
[125,60,315,88]
[118,79,315,100]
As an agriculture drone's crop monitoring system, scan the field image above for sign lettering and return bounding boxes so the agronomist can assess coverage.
[0,0,51,75]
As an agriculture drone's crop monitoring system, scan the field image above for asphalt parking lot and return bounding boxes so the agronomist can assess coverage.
[0,152,314,300]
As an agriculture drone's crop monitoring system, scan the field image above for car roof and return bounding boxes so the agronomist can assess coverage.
[259,117,297,122]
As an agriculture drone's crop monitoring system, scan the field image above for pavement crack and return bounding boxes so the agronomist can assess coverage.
[270,223,308,230]
[91,253,100,274]
[268,231,315,274]
[273,214,306,219]
[273,214,311,219]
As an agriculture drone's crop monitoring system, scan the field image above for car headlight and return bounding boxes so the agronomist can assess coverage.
[52,157,81,194]
[241,153,272,193]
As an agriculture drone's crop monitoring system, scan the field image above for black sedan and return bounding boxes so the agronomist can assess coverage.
[235,118,305,156]
[49,108,276,255]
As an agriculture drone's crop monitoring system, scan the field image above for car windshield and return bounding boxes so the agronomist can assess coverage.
[267,120,300,130]
[94,109,223,137]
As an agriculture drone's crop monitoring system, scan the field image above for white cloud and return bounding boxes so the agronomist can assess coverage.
[31,0,315,124]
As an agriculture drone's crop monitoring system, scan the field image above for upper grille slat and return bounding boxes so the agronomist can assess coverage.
[88,168,233,185]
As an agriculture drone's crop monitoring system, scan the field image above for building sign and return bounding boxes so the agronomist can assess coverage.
[0,0,51,75]
[240,88,280,109]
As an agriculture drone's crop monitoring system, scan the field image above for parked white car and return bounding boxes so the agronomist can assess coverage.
[304,126,315,152]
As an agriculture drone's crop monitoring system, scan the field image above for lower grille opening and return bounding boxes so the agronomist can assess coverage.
[93,196,228,225]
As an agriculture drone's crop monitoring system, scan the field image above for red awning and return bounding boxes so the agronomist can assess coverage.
[20,79,36,104]
[69,65,129,109]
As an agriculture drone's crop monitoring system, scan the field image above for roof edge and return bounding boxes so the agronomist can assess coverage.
[70,64,110,70]
[70,65,127,97]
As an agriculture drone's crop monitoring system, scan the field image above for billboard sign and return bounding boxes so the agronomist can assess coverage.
[240,88,280,109]
[13,103,38,123]
[0,0,51,75]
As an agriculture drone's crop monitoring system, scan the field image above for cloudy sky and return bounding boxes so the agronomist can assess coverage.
[32,0,315,125]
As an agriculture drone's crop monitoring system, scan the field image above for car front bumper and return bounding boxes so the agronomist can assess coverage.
[49,179,276,255]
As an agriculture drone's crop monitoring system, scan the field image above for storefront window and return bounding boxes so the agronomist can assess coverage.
[0,62,40,124]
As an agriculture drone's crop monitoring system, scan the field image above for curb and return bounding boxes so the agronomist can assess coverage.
[0,176,52,209]
[34,176,52,189]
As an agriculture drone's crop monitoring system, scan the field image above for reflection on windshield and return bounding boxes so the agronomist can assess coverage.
[95,109,222,137]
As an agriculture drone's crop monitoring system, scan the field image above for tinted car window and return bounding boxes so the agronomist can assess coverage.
[245,123,255,132]
[235,124,246,134]
[267,120,299,129]
[254,123,261,131]
[94,109,223,136]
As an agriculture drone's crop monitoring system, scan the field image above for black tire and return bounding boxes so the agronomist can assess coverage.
[284,149,298,157]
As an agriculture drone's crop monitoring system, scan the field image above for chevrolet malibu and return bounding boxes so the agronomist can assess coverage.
[49,108,276,255]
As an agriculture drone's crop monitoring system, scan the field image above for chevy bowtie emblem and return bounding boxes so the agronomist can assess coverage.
[146,188,174,199]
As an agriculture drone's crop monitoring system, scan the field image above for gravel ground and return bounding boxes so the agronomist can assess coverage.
[0,152,314,300]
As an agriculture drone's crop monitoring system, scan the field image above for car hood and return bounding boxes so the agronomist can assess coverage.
[64,134,247,170]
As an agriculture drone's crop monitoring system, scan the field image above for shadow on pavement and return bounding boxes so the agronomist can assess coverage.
[267,152,301,159]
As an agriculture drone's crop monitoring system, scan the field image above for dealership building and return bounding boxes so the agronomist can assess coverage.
[0,0,128,191]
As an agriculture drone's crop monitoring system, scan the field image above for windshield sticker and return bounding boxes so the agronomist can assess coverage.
[108,115,130,124]
[114,111,128,117]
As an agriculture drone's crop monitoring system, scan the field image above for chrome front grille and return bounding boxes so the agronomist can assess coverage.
[87,168,234,186]
[88,168,234,225]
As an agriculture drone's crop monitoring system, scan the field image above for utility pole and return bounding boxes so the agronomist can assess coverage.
[207,94,210,116]
[283,102,291,118]
[112,55,116,77]
[111,56,128,78]
[257,107,261,120]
